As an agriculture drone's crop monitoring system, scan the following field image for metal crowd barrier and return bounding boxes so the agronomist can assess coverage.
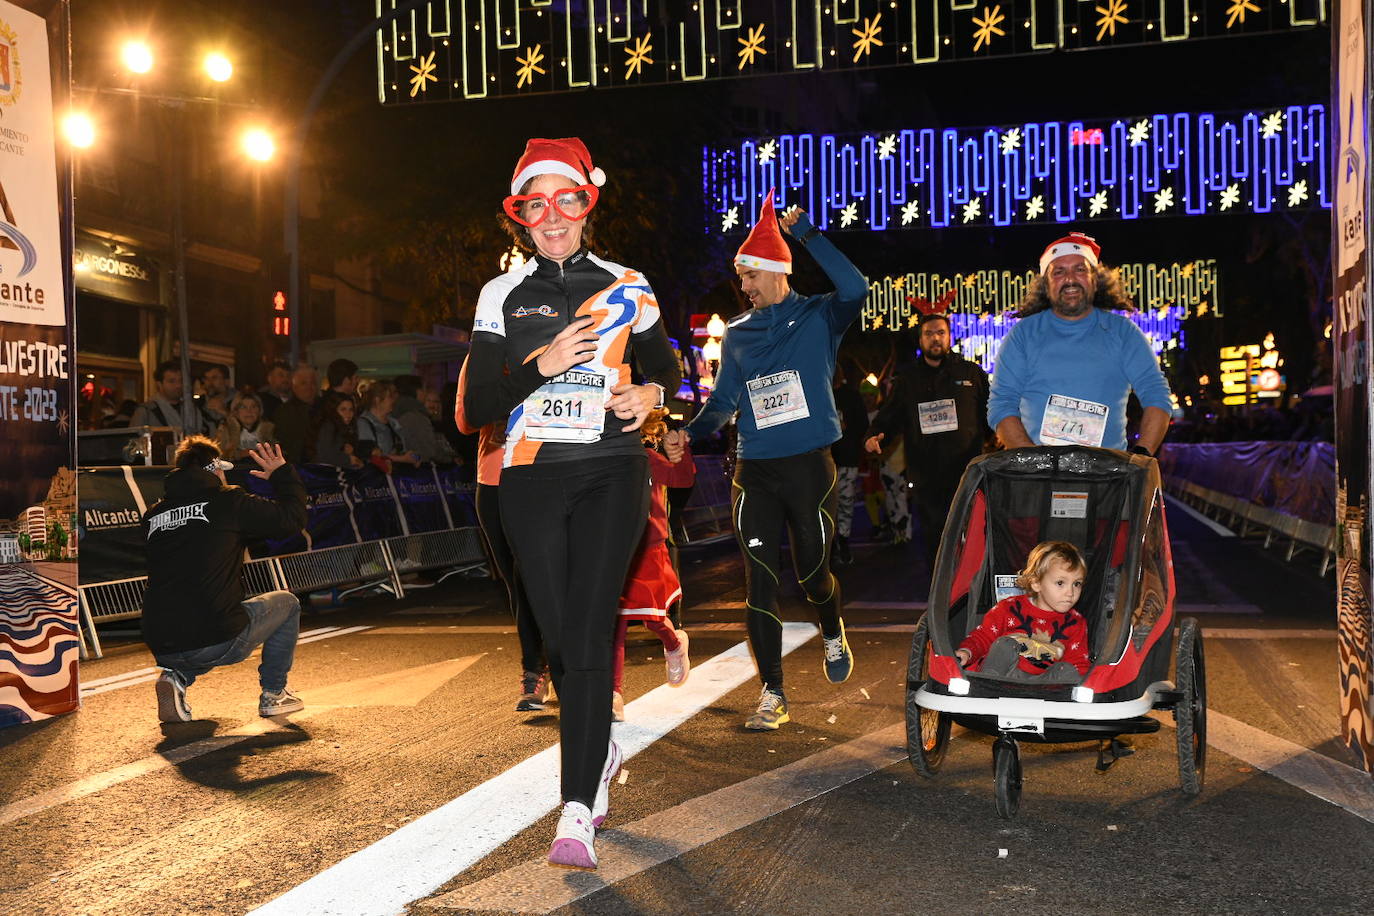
[78,528,489,658]
[1164,478,1335,575]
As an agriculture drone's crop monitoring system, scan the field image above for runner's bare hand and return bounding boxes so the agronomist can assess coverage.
[609,383,657,432]
[535,317,599,377]
[864,433,884,454]
[249,442,287,480]
[663,429,687,463]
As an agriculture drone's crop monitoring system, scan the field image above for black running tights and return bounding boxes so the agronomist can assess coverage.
[476,483,543,674]
[731,448,842,690]
[500,454,649,807]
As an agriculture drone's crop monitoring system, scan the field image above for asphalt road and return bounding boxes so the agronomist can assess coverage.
[2,496,1369,916]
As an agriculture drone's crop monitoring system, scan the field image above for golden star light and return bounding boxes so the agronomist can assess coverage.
[851,13,884,62]
[624,34,653,79]
[1225,0,1261,28]
[408,51,438,97]
[1094,0,1129,41]
[971,6,1007,52]
[515,44,546,89]
[738,24,768,70]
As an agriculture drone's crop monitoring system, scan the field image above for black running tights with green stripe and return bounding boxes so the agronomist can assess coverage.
[731,447,843,690]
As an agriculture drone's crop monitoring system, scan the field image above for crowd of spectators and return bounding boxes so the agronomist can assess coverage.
[86,358,472,474]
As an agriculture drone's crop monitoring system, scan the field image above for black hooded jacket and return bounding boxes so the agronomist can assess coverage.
[140,465,306,654]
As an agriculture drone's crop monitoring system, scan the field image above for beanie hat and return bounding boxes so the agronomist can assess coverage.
[509,138,606,196]
[1039,232,1102,274]
[733,189,793,275]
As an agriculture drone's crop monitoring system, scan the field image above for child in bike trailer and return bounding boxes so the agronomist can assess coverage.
[611,408,695,721]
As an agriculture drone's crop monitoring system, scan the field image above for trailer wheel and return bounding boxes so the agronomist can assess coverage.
[906,613,951,777]
[993,737,1022,819]
[1174,617,1207,796]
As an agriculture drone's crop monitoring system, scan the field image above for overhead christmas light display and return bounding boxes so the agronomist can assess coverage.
[374,0,1326,103]
[706,104,1329,231]
[865,258,1219,373]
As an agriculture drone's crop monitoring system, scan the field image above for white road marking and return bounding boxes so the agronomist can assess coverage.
[1155,708,1374,825]
[1165,494,1236,537]
[247,623,820,916]
[432,722,907,913]
[3,654,485,828]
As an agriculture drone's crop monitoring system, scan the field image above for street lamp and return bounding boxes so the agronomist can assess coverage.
[706,313,726,338]
[62,112,95,149]
[121,40,154,75]
[203,52,233,83]
[241,127,276,163]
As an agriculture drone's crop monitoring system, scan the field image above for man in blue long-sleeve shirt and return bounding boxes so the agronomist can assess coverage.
[664,190,868,731]
[988,232,1172,455]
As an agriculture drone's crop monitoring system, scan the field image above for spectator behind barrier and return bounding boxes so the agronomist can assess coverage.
[326,358,360,397]
[312,392,364,469]
[273,365,321,464]
[216,393,276,462]
[356,380,419,472]
[392,375,451,463]
[131,359,215,436]
[259,361,293,422]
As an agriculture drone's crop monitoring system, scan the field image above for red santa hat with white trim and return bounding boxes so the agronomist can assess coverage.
[1038,232,1102,275]
[734,189,792,275]
[509,137,606,195]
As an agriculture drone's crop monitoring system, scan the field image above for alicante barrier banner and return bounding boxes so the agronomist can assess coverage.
[0,0,76,730]
[75,463,478,580]
[1333,0,1374,773]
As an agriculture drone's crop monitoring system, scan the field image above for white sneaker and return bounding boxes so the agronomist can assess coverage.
[548,801,597,869]
[259,688,304,717]
[665,629,690,686]
[592,739,623,828]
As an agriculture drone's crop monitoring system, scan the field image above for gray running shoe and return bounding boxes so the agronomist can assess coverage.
[823,619,854,684]
[517,669,549,711]
[155,669,192,722]
[745,687,789,730]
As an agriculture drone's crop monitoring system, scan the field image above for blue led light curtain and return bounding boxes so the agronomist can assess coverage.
[705,105,1330,232]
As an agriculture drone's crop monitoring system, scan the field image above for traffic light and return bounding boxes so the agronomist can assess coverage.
[272,289,289,337]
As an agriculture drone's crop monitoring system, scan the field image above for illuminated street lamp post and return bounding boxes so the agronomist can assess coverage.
[73,41,276,432]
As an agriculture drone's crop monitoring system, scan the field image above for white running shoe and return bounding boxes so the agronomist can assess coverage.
[548,801,597,869]
[665,629,690,686]
[592,738,623,827]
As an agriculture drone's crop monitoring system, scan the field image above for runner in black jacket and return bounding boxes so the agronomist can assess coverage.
[465,138,681,871]
[865,313,989,574]
[142,437,308,723]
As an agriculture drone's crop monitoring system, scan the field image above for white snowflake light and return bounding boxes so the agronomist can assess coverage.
[722,207,739,231]
[1088,190,1109,217]
[1025,195,1045,220]
[961,197,982,223]
[1000,127,1022,154]
[1261,111,1284,138]
[1154,188,1175,213]
[877,134,897,159]
[1128,119,1150,146]
[840,203,858,227]
[1287,179,1309,207]
[900,200,920,225]
[1218,184,1241,211]
[757,139,777,164]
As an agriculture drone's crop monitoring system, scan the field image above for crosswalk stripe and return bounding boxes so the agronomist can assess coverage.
[247,623,820,916]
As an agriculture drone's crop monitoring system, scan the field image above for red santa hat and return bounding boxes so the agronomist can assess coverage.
[1038,232,1102,275]
[509,137,606,196]
[733,189,792,275]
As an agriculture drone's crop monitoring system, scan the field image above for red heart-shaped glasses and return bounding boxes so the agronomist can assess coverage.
[503,185,600,228]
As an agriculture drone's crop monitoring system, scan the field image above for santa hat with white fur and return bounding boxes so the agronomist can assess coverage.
[509,138,606,195]
[1038,232,1102,275]
[734,189,792,274]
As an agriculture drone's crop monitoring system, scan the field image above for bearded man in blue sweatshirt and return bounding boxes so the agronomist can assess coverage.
[664,190,867,731]
[989,232,1172,456]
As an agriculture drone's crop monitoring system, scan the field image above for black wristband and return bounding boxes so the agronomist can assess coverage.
[798,226,821,244]
[1129,444,1153,458]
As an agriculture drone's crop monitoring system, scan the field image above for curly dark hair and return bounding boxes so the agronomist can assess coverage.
[499,179,597,253]
[1016,264,1135,318]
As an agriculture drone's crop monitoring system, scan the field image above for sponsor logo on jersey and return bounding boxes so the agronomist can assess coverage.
[512,304,558,319]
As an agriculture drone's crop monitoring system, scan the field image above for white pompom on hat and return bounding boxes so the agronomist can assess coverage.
[509,137,605,195]
[1039,232,1102,275]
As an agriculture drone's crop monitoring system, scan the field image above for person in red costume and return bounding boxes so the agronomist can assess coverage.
[610,408,695,721]
[955,540,1090,684]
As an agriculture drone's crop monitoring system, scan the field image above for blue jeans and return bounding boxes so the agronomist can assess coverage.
[155,591,301,693]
